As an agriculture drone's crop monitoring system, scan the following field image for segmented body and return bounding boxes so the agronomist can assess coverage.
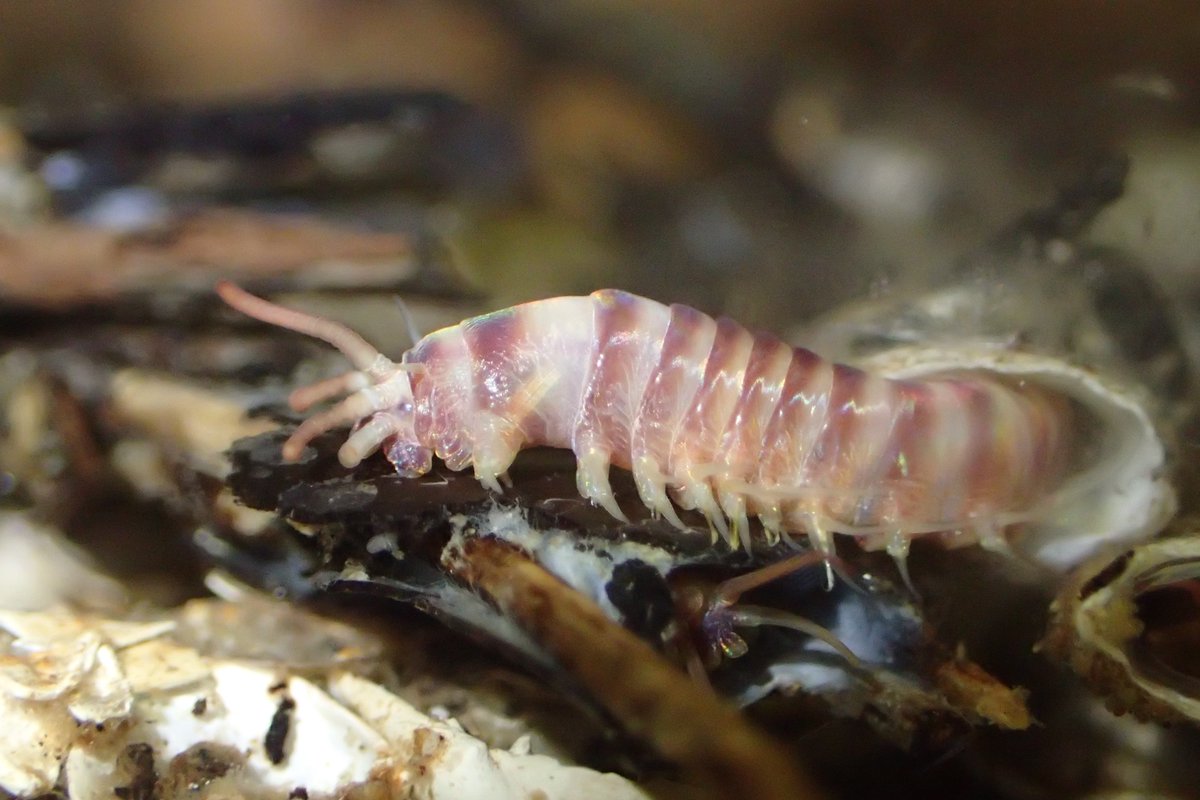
[217,284,1073,564]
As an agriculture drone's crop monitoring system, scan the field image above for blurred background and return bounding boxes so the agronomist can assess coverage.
[2,0,1197,327]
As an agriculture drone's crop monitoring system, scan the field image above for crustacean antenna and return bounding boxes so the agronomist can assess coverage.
[673,550,866,683]
[216,281,395,377]
[393,296,424,348]
[710,551,866,668]
[217,281,416,464]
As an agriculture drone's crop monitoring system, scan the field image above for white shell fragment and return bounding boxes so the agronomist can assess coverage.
[0,512,125,611]
[448,506,679,620]
[331,672,652,800]
[0,599,651,800]
[0,611,175,796]
[81,663,391,797]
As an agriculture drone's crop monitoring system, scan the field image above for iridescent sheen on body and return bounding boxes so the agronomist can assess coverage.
[216,283,1073,562]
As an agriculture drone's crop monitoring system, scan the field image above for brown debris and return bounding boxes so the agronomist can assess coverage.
[264,695,297,765]
[0,210,412,309]
[112,742,157,800]
[108,369,279,477]
[159,744,241,798]
[933,658,1032,731]
[443,535,827,800]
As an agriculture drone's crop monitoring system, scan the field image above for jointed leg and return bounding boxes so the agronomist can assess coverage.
[281,371,412,461]
[675,478,730,545]
[886,530,919,598]
[632,455,688,530]
[340,413,402,467]
[576,448,629,523]
[290,371,370,412]
[717,488,751,554]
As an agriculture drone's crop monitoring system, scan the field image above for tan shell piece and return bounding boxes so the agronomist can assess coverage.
[1042,535,1200,723]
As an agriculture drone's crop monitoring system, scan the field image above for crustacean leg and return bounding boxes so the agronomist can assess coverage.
[575,447,629,523]
[886,530,919,598]
[289,370,371,412]
[281,372,414,463]
[632,455,688,531]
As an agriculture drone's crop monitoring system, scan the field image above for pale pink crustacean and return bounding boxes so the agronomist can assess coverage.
[216,283,1171,572]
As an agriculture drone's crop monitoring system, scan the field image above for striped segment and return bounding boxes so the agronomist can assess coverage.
[409,290,1072,544]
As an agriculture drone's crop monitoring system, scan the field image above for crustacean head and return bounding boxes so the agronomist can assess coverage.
[216,282,432,476]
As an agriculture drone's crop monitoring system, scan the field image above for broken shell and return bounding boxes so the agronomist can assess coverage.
[796,252,1186,572]
[1043,533,1200,724]
[858,344,1176,570]
[0,598,652,800]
